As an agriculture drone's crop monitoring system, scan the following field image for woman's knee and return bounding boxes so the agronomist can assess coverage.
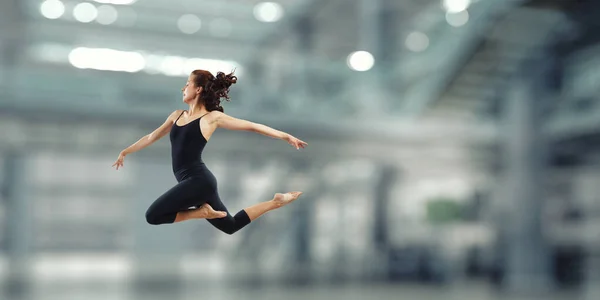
[209,220,238,235]
[145,208,164,225]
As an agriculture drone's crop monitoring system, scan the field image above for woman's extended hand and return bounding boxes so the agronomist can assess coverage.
[285,135,307,150]
[112,151,127,170]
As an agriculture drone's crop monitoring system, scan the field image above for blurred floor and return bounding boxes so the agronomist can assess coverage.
[4,281,580,300]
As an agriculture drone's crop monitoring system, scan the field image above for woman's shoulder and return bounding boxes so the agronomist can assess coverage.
[204,110,224,121]
[168,109,186,119]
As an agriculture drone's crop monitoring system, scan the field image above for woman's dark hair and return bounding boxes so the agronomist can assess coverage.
[192,69,237,112]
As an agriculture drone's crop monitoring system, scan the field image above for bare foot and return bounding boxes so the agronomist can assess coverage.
[196,204,227,219]
[273,191,303,208]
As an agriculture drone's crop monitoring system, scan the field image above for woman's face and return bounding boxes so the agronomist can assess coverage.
[182,75,202,103]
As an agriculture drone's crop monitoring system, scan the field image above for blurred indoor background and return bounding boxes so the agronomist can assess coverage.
[0,0,599,299]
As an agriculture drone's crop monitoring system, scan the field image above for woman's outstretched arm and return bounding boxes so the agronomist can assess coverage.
[112,110,182,169]
[214,111,307,149]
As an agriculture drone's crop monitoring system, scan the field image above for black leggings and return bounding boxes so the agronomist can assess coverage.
[144,166,251,235]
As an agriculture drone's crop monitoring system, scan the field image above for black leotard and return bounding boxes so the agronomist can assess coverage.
[170,111,209,181]
[144,110,251,234]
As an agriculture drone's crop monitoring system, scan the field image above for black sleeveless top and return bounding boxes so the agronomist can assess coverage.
[170,110,209,181]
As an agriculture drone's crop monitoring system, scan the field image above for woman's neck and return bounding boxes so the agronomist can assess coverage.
[188,100,208,115]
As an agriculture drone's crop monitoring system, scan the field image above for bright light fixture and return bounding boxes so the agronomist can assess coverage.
[182,58,240,77]
[34,44,242,77]
[253,2,284,23]
[96,5,119,25]
[347,51,375,72]
[93,0,137,5]
[68,47,145,73]
[443,0,471,13]
[73,3,98,23]
[40,0,65,20]
[177,14,202,34]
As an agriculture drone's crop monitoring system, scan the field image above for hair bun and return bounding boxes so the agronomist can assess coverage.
[191,69,237,112]
[216,71,237,85]
[211,71,237,101]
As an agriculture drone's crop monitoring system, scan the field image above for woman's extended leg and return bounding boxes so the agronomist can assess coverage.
[244,192,304,220]
[205,191,303,235]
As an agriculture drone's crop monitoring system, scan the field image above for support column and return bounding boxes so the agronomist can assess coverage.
[289,15,314,114]
[358,0,383,63]
[501,57,551,294]
[355,0,391,116]
[372,165,398,281]
[585,251,600,300]
[291,195,311,285]
[373,166,397,248]
[376,0,398,72]
[0,31,20,93]
[2,150,32,299]
[0,0,27,92]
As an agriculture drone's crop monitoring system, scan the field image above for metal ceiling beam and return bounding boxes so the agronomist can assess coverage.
[25,19,261,60]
